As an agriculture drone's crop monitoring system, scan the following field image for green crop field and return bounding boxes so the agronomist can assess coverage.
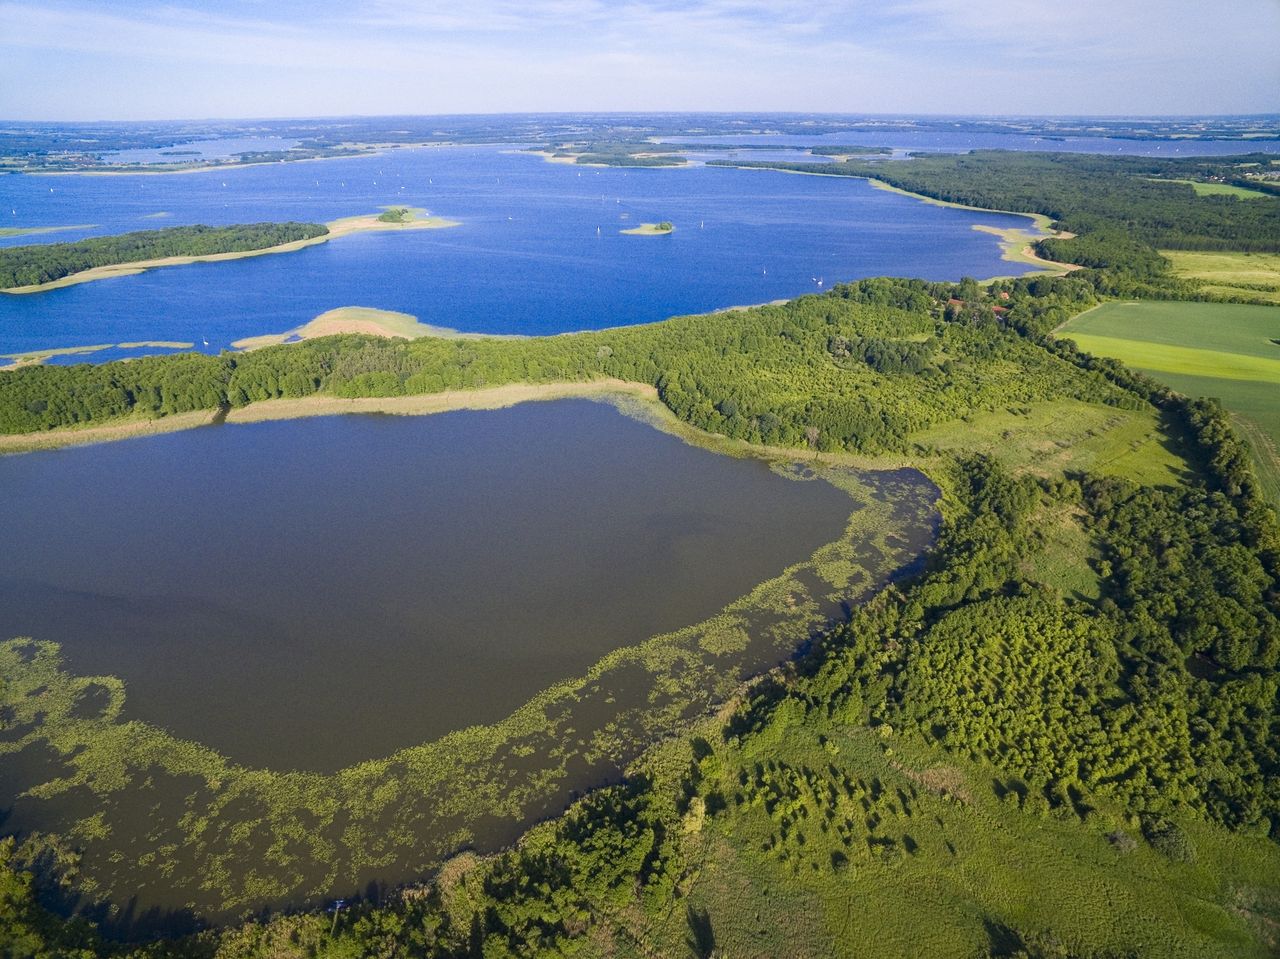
[1059,301,1280,500]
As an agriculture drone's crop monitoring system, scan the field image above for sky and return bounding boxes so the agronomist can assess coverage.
[2,0,1278,121]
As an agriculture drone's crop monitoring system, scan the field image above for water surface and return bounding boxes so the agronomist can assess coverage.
[0,399,858,770]
[0,146,1041,359]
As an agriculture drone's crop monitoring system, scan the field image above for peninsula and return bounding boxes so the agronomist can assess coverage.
[0,208,460,294]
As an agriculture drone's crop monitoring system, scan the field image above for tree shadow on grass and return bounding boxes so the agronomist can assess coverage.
[686,903,716,958]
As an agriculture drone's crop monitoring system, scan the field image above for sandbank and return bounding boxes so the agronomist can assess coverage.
[621,223,675,236]
[231,306,515,350]
[970,224,1080,276]
[0,340,195,370]
[0,223,95,239]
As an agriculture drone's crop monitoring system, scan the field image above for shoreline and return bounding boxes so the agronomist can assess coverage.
[0,223,96,239]
[228,305,519,350]
[0,380,657,454]
[620,222,675,236]
[970,224,1080,275]
[0,378,916,477]
[863,177,1057,233]
[705,163,1072,279]
[21,141,458,178]
[1,210,460,295]
[1,339,193,370]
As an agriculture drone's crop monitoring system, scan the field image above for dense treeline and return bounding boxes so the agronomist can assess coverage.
[0,222,328,288]
[883,454,1278,830]
[711,151,1280,254]
[0,277,1131,451]
[709,152,1280,299]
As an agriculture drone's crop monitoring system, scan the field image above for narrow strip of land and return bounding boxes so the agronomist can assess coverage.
[0,223,96,239]
[1,209,460,294]
[0,380,658,454]
[1,340,193,370]
[230,306,512,350]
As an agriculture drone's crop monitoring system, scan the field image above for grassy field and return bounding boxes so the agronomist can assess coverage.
[1163,249,1280,304]
[1059,301,1280,500]
[910,398,1188,489]
[1158,178,1273,200]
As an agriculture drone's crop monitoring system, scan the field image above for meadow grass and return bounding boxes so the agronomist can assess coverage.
[1058,301,1280,500]
[1162,249,1280,304]
[909,399,1189,488]
[621,725,1278,958]
[1133,369,1280,504]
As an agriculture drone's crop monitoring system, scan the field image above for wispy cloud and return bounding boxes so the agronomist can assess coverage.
[1,0,1276,119]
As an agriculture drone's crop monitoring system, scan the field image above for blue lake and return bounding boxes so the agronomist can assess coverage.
[0,145,1043,360]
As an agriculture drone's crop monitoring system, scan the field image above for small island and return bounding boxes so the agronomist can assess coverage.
[621,221,674,236]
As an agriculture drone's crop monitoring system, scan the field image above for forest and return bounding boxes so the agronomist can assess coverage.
[0,274,1131,448]
[0,222,328,288]
[2,274,1278,956]
[710,151,1280,276]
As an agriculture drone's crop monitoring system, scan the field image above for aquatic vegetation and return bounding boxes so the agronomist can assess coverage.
[0,451,936,916]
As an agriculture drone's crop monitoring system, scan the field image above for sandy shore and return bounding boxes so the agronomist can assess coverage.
[3,209,460,295]
[863,178,1057,233]
[970,224,1080,276]
[0,409,224,453]
[0,380,659,454]
[621,223,675,236]
[524,149,582,165]
[230,305,520,350]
